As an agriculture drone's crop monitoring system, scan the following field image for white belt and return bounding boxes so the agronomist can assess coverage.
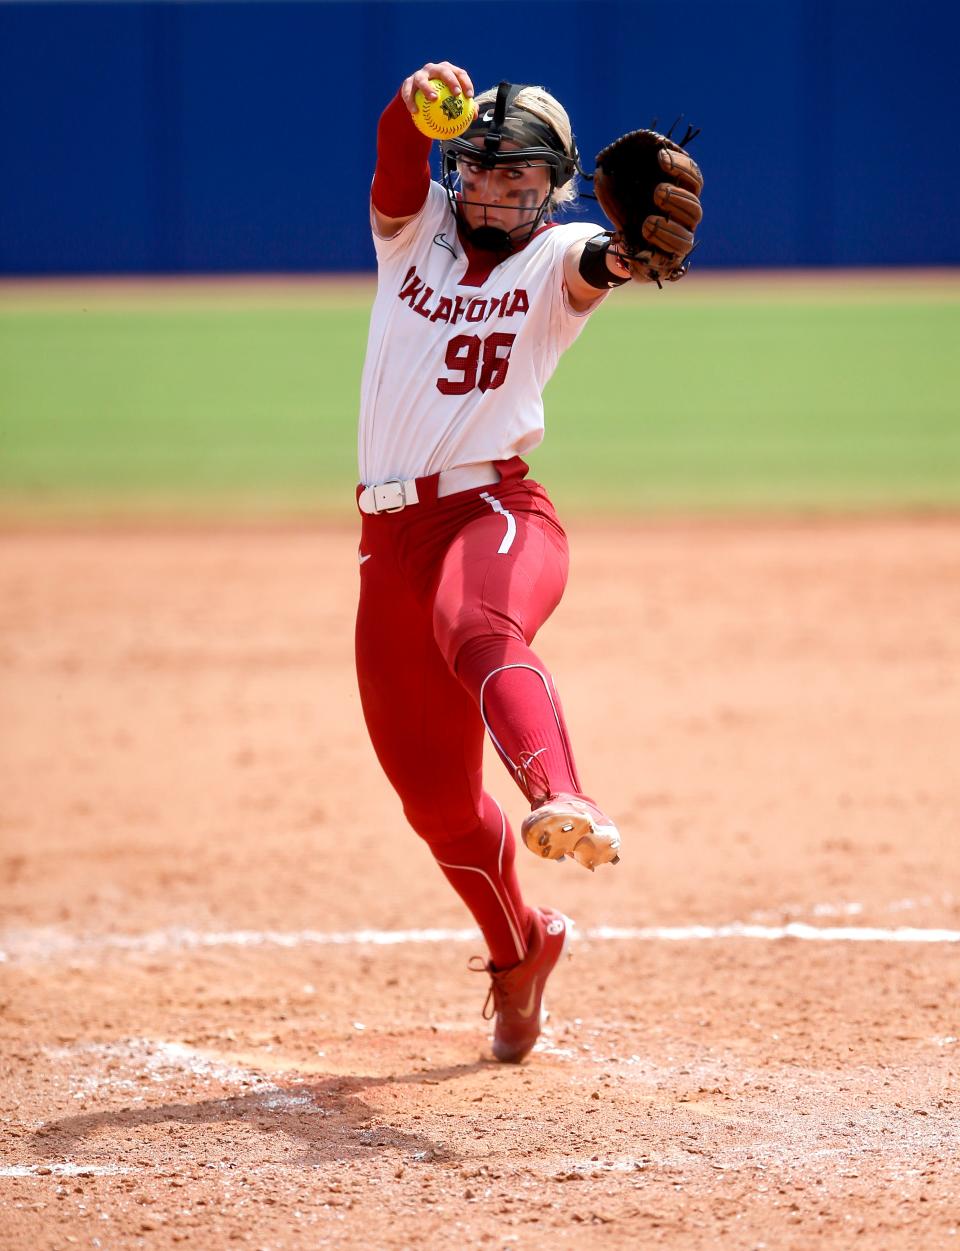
[358,463,500,515]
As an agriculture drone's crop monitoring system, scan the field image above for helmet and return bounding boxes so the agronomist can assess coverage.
[441,81,580,254]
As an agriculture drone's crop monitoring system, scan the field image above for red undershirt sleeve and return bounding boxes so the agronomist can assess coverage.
[371,91,433,220]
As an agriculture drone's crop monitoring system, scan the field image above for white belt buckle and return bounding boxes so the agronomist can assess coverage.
[372,479,407,514]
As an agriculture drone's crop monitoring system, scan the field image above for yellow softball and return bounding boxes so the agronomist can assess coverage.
[412,79,476,140]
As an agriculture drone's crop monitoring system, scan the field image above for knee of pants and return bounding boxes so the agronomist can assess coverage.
[402,800,482,850]
[433,602,523,675]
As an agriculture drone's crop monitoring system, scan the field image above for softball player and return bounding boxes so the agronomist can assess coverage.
[356,61,639,1063]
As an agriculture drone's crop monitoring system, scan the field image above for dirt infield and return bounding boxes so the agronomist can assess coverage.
[2,518,959,1250]
[2,267,958,310]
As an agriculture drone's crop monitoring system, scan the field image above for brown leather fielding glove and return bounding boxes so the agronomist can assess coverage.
[593,127,704,286]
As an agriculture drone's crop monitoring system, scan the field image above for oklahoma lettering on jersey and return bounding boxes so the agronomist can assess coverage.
[358,181,606,486]
[397,268,530,325]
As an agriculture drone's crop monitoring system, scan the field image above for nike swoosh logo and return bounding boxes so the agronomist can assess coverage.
[516,984,539,1019]
[358,553,372,565]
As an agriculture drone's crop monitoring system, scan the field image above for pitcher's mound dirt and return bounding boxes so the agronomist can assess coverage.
[1,518,958,1250]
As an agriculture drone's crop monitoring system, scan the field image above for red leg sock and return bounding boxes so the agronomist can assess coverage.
[429,792,532,969]
[454,635,583,804]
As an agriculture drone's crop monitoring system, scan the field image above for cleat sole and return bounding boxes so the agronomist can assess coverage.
[521,800,621,871]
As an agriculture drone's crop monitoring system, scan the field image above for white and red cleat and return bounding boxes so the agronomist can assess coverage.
[520,793,621,871]
[474,907,572,1064]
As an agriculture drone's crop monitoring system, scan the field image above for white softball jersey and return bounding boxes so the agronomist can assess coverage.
[358,181,607,486]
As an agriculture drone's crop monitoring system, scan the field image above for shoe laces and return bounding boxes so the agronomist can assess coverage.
[468,954,506,1021]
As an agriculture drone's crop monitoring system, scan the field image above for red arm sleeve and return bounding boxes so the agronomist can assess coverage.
[371,91,433,219]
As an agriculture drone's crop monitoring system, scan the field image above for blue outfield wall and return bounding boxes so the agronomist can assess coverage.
[1,0,958,274]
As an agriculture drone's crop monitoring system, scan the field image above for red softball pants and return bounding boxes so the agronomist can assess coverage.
[354,458,585,969]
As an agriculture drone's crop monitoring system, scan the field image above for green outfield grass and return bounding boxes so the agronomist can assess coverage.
[1,276,958,518]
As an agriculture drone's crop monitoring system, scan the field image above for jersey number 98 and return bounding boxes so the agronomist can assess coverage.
[436,332,516,396]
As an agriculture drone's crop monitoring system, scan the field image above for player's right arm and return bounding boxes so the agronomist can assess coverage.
[372,61,474,240]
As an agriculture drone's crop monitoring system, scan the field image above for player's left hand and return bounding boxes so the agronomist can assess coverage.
[593,127,704,286]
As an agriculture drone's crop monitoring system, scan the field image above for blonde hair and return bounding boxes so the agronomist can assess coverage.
[472,84,579,212]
